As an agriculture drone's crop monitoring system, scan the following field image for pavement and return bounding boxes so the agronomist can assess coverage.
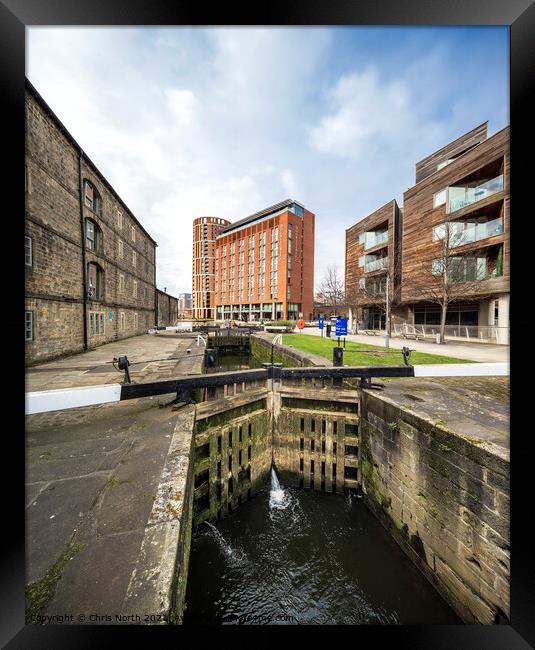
[25,334,204,624]
[299,327,509,363]
[26,334,205,392]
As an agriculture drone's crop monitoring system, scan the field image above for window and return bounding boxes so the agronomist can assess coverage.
[120,312,125,330]
[132,250,137,267]
[133,280,138,298]
[83,180,101,215]
[359,255,365,267]
[131,225,136,242]
[85,219,102,253]
[87,262,104,300]
[432,258,445,275]
[433,188,447,208]
[89,311,105,337]
[144,286,148,300]
[119,274,125,293]
[432,223,446,241]
[25,310,33,342]
[118,239,123,258]
[359,233,366,244]
[25,235,33,267]
[117,210,123,229]
[134,313,138,329]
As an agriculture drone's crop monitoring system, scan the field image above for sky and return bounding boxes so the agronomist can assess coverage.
[27,26,509,297]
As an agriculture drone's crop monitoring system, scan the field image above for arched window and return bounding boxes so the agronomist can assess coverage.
[85,218,102,253]
[87,262,104,300]
[83,179,102,216]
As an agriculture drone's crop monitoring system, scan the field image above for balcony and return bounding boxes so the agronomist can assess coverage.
[432,245,503,282]
[446,175,504,213]
[364,229,388,250]
[359,277,386,295]
[434,216,504,248]
[365,256,388,273]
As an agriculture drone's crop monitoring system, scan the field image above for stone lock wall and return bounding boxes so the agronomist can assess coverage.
[186,364,509,626]
[273,387,360,493]
[358,390,510,625]
[192,396,271,525]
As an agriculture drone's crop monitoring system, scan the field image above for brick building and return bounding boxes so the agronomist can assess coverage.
[25,79,158,365]
[192,216,230,319]
[214,200,315,322]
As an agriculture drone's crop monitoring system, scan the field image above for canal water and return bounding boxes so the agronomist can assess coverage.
[205,350,261,372]
[183,470,460,625]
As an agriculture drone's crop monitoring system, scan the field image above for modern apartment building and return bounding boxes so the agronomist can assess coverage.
[25,79,158,365]
[214,200,315,322]
[344,122,509,343]
[192,216,230,319]
[345,200,403,330]
[177,292,192,320]
[402,123,509,343]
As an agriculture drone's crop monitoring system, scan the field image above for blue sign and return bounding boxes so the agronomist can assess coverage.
[108,311,113,320]
[318,317,324,330]
[335,317,348,337]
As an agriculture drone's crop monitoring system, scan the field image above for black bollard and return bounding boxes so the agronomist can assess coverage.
[333,347,344,366]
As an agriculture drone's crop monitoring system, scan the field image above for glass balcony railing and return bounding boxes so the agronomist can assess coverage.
[435,217,504,248]
[446,175,504,213]
[365,256,388,273]
[364,230,388,250]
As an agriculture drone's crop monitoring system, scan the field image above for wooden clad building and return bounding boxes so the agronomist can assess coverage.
[345,199,404,330]
[402,124,509,343]
[345,123,509,343]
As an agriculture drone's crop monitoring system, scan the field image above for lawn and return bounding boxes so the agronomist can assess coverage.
[281,334,474,366]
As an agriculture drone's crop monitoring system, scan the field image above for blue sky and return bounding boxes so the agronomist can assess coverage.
[27,27,509,297]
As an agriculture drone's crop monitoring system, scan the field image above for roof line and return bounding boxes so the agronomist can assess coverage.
[218,198,303,235]
[25,77,158,246]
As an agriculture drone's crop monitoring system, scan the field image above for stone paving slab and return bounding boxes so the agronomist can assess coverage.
[26,334,202,392]
[376,376,509,452]
[48,530,145,623]
[25,335,204,623]
[27,472,111,584]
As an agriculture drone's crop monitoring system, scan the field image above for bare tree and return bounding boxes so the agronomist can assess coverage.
[319,265,345,316]
[353,269,399,348]
[344,282,362,334]
[404,220,493,343]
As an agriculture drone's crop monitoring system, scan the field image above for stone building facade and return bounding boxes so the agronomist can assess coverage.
[157,289,179,326]
[25,79,157,365]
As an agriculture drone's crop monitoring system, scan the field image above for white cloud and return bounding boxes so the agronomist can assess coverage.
[309,67,430,159]
[26,27,508,295]
[165,88,198,125]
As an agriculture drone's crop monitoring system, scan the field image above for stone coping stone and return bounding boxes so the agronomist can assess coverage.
[368,377,509,455]
[121,406,196,622]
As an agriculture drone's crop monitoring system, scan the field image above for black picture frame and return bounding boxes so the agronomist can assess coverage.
[3,0,533,647]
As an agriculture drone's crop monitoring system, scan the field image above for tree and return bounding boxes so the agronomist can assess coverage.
[353,269,399,348]
[344,282,362,334]
[318,265,345,316]
[405,220,491,344]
